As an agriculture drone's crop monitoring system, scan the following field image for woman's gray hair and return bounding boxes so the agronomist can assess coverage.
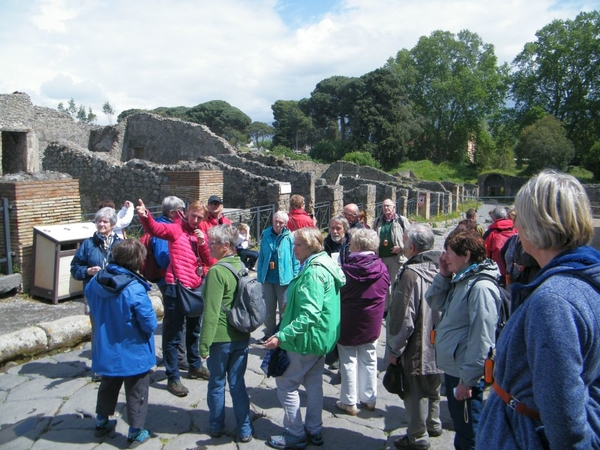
[348,228,379,252]
[329,215,349,232]
[405,224,435,252]
[293,227,323,254]
[515,169,593,251]
[94,207,117,226]
[207,224,239,248]
[273,210,289,224]
[162,196,185,217]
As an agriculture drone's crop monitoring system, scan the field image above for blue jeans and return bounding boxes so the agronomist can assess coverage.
[206,339,252,437]
[162,292,201,382]
[445,374,484,450]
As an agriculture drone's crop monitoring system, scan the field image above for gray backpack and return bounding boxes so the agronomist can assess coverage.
[218,262,266,333]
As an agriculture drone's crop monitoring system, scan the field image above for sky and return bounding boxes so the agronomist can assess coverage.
[1,0,598,125]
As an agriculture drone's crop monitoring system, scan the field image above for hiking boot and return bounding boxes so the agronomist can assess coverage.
[167,380,189,397]
[394,435,431,450]
[306,430,324,446]
[188,365,210,380]
[267,432,308,449]
[94,419,117,437]
[127,429,153,448]
[335,400,358,416]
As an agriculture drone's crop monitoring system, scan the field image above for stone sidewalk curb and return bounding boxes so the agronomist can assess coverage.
[0,293,164,365]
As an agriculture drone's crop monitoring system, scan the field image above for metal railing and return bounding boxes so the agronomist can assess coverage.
[223,204,276,244]
[313,202,331,231]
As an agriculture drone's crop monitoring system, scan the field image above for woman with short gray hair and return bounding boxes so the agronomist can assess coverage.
[477,170,600,449]
[71,206,121,305]
[256,211,299,343]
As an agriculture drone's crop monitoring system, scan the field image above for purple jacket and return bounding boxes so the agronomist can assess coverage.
[339,252,390,346]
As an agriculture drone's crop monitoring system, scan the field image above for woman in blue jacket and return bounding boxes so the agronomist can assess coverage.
[71,207,121,313]
[477,170,600,450]
[256,211,299,342]
[86,239,157,448]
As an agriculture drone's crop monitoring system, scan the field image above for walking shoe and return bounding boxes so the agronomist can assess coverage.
[210,429,223,438]
[127,429,152,448]
[167,380,189,397]
[188,365,210,380]
[335,400,358,416]
[394,435,431,450]
[306,430,324,446]
[267,432,308,449]
[427,428,443,437]
[239,433,253,443]
[94,419,117,437]
[360,401,376,411]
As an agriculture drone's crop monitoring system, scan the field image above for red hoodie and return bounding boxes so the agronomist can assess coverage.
[485,218,517,275]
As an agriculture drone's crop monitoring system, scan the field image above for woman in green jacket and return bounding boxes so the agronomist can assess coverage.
[200,224,252,443]
[265,227,346,450]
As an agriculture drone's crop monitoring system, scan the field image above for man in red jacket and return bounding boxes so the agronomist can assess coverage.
[484,206,516,281]
[199,195,232,265]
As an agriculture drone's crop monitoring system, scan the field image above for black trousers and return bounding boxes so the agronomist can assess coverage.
[96,371,150,429]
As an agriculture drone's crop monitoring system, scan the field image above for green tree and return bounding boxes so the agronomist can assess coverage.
[514,115,574,172]
[583,140,600,181]
[351,68,423,170]
[102,101,115,124]
[342,151,381,169]
[387,29,509,163]
[271,100,314,150]
[185,100,251,142]
[117,108,148,122]
[58,98,96,124]
[247,121,275,147]
[511,11,600,162]
[303,76,357,142]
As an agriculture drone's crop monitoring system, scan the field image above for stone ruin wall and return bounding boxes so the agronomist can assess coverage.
[119,113,235,164]
[0,93,94,173]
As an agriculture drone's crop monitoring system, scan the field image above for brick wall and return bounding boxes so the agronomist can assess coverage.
[0,178,81,292]
[164,170,223,204]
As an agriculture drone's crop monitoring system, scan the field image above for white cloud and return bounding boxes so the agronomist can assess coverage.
[0,0,595,125]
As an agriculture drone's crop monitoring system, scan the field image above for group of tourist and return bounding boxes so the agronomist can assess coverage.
[72,169,600,449]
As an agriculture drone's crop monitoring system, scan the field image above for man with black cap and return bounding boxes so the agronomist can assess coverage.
[200,195,232,265]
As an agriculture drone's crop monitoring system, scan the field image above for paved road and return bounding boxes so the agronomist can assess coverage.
[0,324,459,450]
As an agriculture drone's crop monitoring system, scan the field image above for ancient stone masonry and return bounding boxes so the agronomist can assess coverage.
[0,93,94,174]
[119,113,235,163]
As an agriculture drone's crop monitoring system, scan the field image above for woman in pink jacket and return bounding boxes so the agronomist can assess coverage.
[137,199,211,397]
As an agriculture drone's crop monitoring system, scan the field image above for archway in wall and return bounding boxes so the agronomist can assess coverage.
[483,174,506,197]
[1,131,28,176]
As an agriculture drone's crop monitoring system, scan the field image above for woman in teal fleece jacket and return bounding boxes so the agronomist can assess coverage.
[477,170,600,450]
[265,227,346,449]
